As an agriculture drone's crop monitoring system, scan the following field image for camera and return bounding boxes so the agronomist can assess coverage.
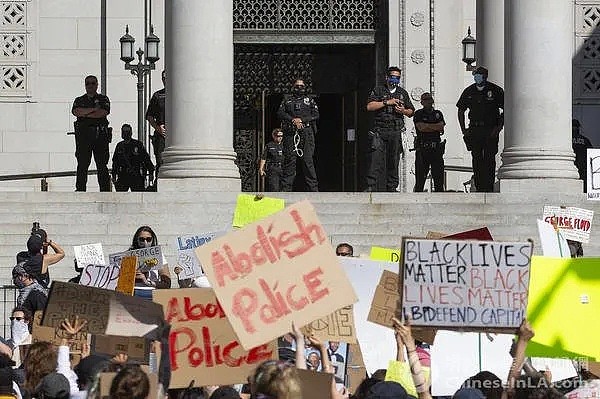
[31,221,48,254]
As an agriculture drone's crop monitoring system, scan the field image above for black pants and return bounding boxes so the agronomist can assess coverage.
[151,133,165,173]
[265,164,282,192]
[115,174,145,192]
[366,129,401,192]
[467,127,498,192]
[281,127,318,192]
[414,145,445,192]
[75,127,110,192]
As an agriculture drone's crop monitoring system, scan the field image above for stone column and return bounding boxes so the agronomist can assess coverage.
[476,0,504,83]
[498,0,580,192]
[159,0,240,191]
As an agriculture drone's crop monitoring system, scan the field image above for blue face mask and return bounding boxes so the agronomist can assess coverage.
[474,74,485,85]
[388,76,401,87]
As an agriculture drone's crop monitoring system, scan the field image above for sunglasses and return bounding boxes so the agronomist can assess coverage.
[137,237,153,243]
[275,134,283,138]
[9,317,25,321]
[336,252,352,257]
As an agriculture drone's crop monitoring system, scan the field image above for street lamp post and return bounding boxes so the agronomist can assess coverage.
[119,25,160,148]
[462,26,477,71]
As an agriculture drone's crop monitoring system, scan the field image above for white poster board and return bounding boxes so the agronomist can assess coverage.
[74,243,105,267]
[340,257,399,374]
[587,148,600,201]
[109,245,163,274]
[536,220,570,258]
[174,232,225,279]
[542,206,594,243]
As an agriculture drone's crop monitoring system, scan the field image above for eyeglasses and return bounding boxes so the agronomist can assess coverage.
[137,237,153,243]
[336,252,352,257]
[9,317,24,321]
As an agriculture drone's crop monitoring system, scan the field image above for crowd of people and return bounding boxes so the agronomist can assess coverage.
[2,226,596,399]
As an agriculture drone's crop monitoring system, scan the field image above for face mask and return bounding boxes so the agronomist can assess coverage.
[388,76,401,87]
[474,74,485,85]
[11,320,29,345]
[293,86,306,95]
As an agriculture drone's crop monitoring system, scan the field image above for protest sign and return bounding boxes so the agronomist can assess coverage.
[232,193,285,228]
[370,246,401,263]
[196,200,358,350]
[530,357,578,382]
[115,256,136,295]
[346,342,367,394]
[444,227,494,241]
[74,243,105,267]
[153,288,276,388]
[42,281,164,339]
[542,205,593,243]
[340,257,399,373]
[537,219,570,258]
[402,238,533,331]
[297,369,333,399]
[174,231,226,279]
[526,256,600,361]
[587,148,600,201]
[32,311,88,353]
[302,305,357,344]
[92,335,148,363]
[109,245,163,274]
[79,263,120,290]
[367,270,436,344]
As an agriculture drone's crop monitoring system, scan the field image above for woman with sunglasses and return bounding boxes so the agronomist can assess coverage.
[130,226,171,298]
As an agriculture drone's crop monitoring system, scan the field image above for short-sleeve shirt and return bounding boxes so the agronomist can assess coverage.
[72,93,110,128]
[413,108,445,142]
[261,141,283,165]
[456,82,504,128]
[368,86,415,130]
[146,88,166,126]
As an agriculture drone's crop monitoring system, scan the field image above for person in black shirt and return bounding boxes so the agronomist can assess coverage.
[12,263,47,316]
[413,92,446,192]
[457,66,504,192]
[71,75,111,192]
[112,124,155,192]
[366,66,415,192]
[572,119,593,191]
[277,79,320,192]
[146,70,166,173]
[16,233,65,288]
[259,128,284,192]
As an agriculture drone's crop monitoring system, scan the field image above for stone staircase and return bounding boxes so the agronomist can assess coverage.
[0,191,598,287]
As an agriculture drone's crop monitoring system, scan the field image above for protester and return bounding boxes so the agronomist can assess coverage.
[12,263,47,316]
[129,225,172,298]
[249,360,302,399]
[6,307,32,368]
[34,372,70,399]
[335,243,354,257]
[16,233,64,288]
[109,365,150,399]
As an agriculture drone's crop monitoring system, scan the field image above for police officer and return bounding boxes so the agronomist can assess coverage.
[277,78,319,192]
[112,124,155,192]
[365,66,415,192]
[259,128,284,191]
[146,70,166,173]
[71,75,111,191]
[413,92,446,192]
[572,119,593,191]
[457,66,504,192]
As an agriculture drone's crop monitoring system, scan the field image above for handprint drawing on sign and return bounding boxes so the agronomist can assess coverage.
[177,252,195,278]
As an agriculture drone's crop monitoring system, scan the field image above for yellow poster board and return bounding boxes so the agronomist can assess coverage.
[369,246,401,263]
[232,194,285,228]
[526,256,600,361]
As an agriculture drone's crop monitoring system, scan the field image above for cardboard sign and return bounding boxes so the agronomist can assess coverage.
[109,245,163,274]
[42,281,164,339]
[92,335,148,363]
[370,246,401,263]
[196,200,358,350]
[99,372,158,399]
[367,270,436,344]
[302,305,357,344]
[587,148,600,201]
[537,219,570,258]
[232,194,285,228]
[174,231,226,279]
[297,369,333,399]
[115,256,137,295]
[542,205,593,243]
[526,256,600,361]
[152,288,276,388]
[346,342,367,394]
[402,238,533,331]
[32,311,88,353]
[444,227,494,241]
[74,243,105,267]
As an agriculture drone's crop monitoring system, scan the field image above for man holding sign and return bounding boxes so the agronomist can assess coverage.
[195,200,358,350]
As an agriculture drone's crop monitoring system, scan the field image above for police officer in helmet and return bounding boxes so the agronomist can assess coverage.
[413,92,446,192]
[457,66,504,192]
[277,78,320,192]
[259,128,284,192]
[111,123,155,192]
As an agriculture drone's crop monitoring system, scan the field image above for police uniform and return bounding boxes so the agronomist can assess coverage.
[277,93,319,192]
[456,82,504,192]
[572,129,593,189]
[261,140,284,191]
[146,88,166,171]
[112,138,155,192]
[72,93,111,191]
[413,107,445,192]
[366,86,415,192]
